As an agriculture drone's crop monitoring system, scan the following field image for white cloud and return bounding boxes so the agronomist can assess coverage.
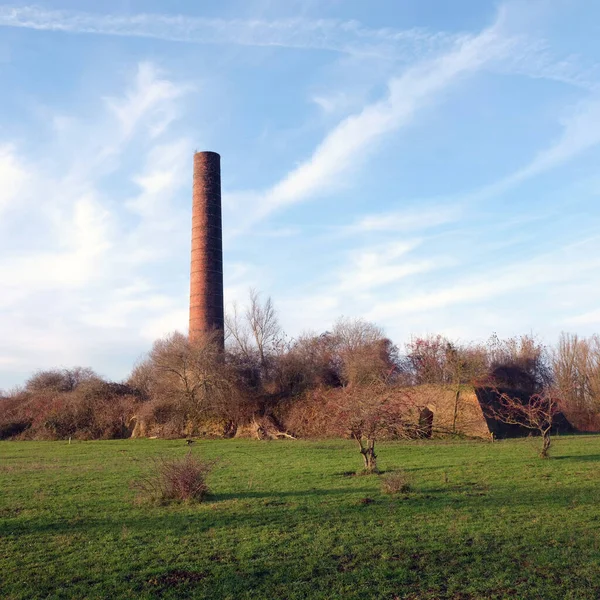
[368,237,600,320]
[337,240,441,292]
[311,92,352,114]
[0,194,113,291]
[219,6,600,239]
[342,204,462,234]
[140,309,188,341]
[0,145,26,215]
[277,238,455,337]
[0,6,461,60]
[504,96,600,183]
[340,93,600,238]
[82,293,173,331]
[0,62,193,383]
[105,62,189,140]
[127,138,192,219]
[226,17,514,233]
[565,309,600,325]
[463,95,600,204]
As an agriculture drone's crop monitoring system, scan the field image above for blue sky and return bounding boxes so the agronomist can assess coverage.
[1,0,599,387]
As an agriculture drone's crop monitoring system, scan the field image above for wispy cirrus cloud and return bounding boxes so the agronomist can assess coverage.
[105,62,189,140]
[341,92,600,242]
[0,5,461,59]
[494,95,600,189]
[276,233,600,344]
[226,14,515,235]
[368,236,600,320]
[341,204,463,235]
[277,236,454,335]
[219,5,600,240]
[336,240,445,293]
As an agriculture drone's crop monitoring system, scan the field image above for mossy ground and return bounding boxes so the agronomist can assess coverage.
[1,435,600,599]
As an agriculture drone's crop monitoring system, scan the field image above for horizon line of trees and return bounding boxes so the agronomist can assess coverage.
[1,290,600,444]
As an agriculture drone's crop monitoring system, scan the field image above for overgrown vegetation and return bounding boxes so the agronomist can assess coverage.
[1,291,599,446]
[0,368,142,441]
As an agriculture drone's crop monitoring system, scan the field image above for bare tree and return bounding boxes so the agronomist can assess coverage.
[405,334,453,385]
[246,288,282,370]
[484,388,560,458]
[140,331,237,426]
[332,382,417,473]
[225,289,283,375]
[553,333,600,430]
[225,301,254,363]
[444,343,488,433]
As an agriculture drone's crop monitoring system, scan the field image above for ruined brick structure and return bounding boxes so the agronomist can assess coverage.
[189,151,224,347]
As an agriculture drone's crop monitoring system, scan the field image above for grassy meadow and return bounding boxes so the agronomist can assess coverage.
[1,435,600,599]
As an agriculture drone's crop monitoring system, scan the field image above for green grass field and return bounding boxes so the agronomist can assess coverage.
[1,435,600,599]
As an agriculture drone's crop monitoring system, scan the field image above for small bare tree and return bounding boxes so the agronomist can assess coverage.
[333,382,416,473]
[484,388,560,458]
[405,334,453,385]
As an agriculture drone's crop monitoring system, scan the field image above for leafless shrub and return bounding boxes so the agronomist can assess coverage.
[405,334,488,386]
[0,375,141,440]
[280,332,343,391]
[381,471,412,495]
[133,452,212,504]
[332,317,400,387]
[25,367,100,393]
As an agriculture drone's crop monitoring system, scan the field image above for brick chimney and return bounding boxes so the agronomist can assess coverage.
[189,151,224,346]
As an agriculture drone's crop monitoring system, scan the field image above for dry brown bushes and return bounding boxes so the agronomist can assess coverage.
[133,452,212,504]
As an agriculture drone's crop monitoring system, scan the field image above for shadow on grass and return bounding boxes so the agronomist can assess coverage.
[212,487,372,501]
[2,480,599,541]
[552,454,600,462]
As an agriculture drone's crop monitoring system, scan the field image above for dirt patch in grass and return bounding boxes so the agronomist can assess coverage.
[147,570,207,587]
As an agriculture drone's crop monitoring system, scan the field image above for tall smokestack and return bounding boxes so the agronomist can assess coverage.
[189,151,224,347]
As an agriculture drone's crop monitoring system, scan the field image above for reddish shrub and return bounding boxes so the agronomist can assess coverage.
[133,452,212,504]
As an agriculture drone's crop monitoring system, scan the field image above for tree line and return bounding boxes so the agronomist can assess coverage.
[1,291,599,457]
